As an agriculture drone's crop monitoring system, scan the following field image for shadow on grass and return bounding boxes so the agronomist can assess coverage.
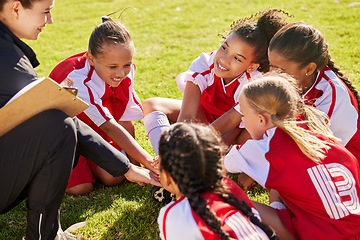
[96,184,165,240]
[61,181,166,240]
[0,177,268,239]
[0,180,165,240]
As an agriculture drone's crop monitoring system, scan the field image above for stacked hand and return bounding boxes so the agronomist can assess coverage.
[125,163,161,187]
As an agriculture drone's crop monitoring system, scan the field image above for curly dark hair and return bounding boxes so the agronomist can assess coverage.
[159,122,278,240]
[223,9,292,72]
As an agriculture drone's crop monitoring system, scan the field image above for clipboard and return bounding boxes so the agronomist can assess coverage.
[0,77,89,136]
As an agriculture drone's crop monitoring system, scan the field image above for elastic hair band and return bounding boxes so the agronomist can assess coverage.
[102,16,110,23]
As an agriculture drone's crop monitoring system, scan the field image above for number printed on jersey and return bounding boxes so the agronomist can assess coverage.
[308,163,360,219]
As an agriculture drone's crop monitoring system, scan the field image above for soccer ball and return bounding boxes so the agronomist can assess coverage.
[151,186,174,203]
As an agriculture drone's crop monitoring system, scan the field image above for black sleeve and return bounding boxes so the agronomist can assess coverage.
[73,117,130,177]
[0,39,38,108]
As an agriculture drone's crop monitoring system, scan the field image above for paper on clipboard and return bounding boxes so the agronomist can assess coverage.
[0,77,89,137]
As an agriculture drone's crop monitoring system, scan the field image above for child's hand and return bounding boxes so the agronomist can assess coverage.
[151,156,160,169]
[143,158,159,175]
[237,172,255,190]
[125,163,162,187]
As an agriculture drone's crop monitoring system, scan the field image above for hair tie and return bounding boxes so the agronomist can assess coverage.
[101,16,110,23]
[270,114,278,122]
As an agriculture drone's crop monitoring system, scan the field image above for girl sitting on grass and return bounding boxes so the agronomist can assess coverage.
[235,22,360,190]
[50,16,158,195]
[224,73,360,240]
[142,9,290,155]
[268,22,360,164]
[157,122,277,240]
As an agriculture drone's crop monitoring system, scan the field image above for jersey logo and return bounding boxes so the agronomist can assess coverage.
[308,163,360,219]
[224,212,267,239]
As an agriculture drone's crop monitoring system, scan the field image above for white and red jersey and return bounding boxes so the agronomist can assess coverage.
[302,67,360,163]
[176,51,262,123]
[49,52,143,147]
[224,127,360,240]
[158,177,270,240]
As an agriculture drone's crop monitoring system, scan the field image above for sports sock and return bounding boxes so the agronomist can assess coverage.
[143,111,170,155]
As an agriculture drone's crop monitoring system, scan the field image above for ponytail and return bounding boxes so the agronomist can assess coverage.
[88,16,132,57]
[243,73,338,163]
[271,110,332,163]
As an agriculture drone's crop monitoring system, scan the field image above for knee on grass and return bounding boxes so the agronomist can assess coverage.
[93,167,126,186]
[66,183,94,195]
[143,97,165,115]
[99,175,126,186]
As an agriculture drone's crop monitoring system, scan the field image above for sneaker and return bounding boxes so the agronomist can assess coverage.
[151,186,175,203]
[22,221,87,240]
[55,221,87,240]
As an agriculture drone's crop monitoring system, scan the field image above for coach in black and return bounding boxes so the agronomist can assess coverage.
[0,0,159,239]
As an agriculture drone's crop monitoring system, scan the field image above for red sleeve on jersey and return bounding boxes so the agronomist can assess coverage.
[49,52,87,83]
[222,177,255,208]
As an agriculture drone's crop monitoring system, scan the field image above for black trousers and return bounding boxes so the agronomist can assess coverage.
[73,117,130,177]
[0,109,77,240]
[0,111,131,239]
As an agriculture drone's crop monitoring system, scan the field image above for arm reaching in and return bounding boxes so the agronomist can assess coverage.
[177,81,202,122]
[237,172,255,190]
[211,108,242,135]
[125,163,161,187]
[100,118,159,174]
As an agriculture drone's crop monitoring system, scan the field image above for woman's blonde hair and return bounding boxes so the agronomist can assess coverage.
[242,72,338,163]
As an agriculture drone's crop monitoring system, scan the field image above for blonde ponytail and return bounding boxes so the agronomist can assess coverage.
[243,73,338,163]
[272,115,330,163]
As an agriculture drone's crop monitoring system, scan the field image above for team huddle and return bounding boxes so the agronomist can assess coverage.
[1,1,360,239]
[48,8,360,240]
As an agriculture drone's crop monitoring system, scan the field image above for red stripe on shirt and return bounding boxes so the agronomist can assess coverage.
[321,70,337,118]
[163,196,186,240]
[201,63,214,76]
[192,63,215,78]
[83,67,111,121]
[132,92,143,112]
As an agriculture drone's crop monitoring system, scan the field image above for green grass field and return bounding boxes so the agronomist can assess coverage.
[1,0,359,239]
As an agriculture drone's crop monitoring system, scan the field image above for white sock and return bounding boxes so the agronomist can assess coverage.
[269,201,287,210]
[143,111,170,155]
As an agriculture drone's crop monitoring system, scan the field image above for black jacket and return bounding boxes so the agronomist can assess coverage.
[0,21,39,108]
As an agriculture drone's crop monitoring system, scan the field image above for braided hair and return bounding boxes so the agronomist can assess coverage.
[159,123,278,240]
